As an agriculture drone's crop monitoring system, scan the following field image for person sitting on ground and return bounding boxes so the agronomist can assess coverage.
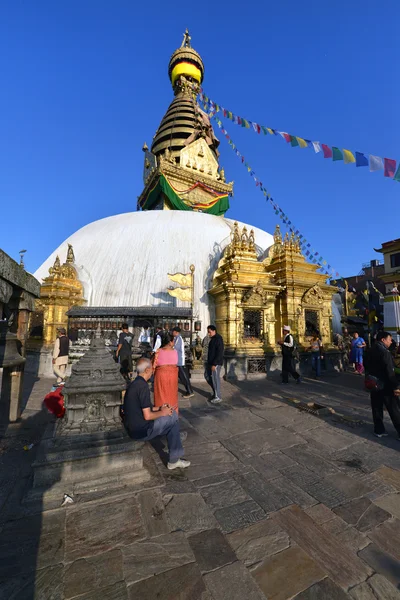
[123,357,190,470]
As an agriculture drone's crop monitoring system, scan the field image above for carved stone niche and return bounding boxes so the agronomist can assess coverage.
[242,281,269,306]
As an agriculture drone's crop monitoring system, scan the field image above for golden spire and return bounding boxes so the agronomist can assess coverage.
[66,244,75,264]
[181,28,191,48]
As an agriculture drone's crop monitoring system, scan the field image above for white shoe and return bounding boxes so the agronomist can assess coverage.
[210,397,222,404]
[374,432,388,438]
[167,458,191,470]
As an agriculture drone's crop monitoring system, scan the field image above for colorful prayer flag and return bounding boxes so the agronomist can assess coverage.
[312,141,322,153]
[290,136,299,147]
[267,128,274,135]
[332,147,343,161]
[261,126,268,135]
[369,155,384,172]
[343,149,355,164]
[384,158,396,178]
[297,137,308,148]
[322,144,333,159]
[394,164,400,182]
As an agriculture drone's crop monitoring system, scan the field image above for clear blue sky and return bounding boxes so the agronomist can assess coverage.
[1,1,398,277]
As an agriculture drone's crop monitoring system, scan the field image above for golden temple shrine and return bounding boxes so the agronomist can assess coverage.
[31,30,339,379]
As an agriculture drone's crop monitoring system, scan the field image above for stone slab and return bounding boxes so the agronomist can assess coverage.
[199,478,251,510]
[186,415,232,441]
[127,562,207,600]
[252,545,326,600]
[301,428,355,452]
[64,548,123,598]
[0,563,63,600]
[276,505,372,589]
[280,465,320,488]
[258,428,308,451]
[122,531,194,584]
[271,476,318,509]
[204,560,267,600]
[0,509,65,577]
[334,497,390,532]
[305,503,336,524]
[325,473,374,500]
[259,451,297,471]
[70,582,128,600]
[321,515,350,536]
[292,578,351,599]
[306,480,352,508]
[217,408,265,435]
[368,518,400,561]
[368,573,400,599]
[373,493,400,520]
[227,519,290,567]
[335,527,370,552]
[65,497,145,562]
[214,500,266,534]
[283,445,340,476]
[137,489,170,537]
[165,493,217,533]
[349,582,378,600]
[235,471,292,513]
[375,466,400,491]
[188,528,236,573]
[358,543,400,590]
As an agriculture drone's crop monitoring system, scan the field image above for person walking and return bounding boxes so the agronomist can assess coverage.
[172,327,194,399]
[52,328,69,384]
[278,325,301,384]
[123,358,190,469]
[116,323,134,380]
[350,332,366,374]
[205,325,224,404]
[152,331,179,413]
[153,325,164,352]
[308,333,323,379]
[364,331,400,439]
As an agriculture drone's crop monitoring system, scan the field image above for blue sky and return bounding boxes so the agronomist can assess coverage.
[1,1,398,277]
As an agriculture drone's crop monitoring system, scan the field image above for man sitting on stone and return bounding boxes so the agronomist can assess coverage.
[123,357,190,470]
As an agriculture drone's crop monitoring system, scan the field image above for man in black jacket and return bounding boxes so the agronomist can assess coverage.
[205,325,224,404]
[365,331,400,439]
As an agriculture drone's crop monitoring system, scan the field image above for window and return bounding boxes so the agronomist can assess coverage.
[305,309,319,336]
[390,253,400,268]
[243,310,263,339]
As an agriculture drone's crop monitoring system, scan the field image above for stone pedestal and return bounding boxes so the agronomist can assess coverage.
[27,330,150,508]
[0,322,26,422]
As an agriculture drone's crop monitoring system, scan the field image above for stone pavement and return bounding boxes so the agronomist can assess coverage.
[1,372,400,599]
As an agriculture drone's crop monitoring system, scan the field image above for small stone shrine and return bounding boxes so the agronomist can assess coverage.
[27,328,150,508]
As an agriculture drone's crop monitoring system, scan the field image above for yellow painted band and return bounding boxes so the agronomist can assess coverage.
[171,62,202,86]
[384,296,400,302]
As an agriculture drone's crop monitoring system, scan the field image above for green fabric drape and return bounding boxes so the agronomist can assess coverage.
[143,175,229,216]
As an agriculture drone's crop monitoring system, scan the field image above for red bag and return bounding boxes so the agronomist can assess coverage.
[44,388,65,418]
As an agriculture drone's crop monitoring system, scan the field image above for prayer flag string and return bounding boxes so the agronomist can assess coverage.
[202,101,341,279]
[199,91,399,182]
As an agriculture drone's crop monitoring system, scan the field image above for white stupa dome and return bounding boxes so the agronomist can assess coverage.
[34,211,274,331]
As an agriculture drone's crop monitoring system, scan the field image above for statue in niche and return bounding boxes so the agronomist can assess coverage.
[248,229,255,251]
[273,224,282,245]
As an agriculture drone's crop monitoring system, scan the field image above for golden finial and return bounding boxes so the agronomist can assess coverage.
[142,142,148,152]
[248,229,255,251]
[19,249,26,268]
[273,225,282,245]
[284,232,290,246]
[66,244,75,264]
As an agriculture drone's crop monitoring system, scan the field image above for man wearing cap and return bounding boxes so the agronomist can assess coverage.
[278,325,301,385]
[52,328,70,384]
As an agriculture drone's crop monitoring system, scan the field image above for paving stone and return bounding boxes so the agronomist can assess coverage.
[65,497,145,562]
[249,407,295,427]
[193,471,239,488]
[70,582,128,600]
[321,515,350,535]
[188,528,236,573]
[283,445,340,476]
[0,563,63,600]
[200,478,251,510]
[271,476,317,509]
[373,493,400,520]
[64,549,123,598]
[0,509,65,577]
[227,519,290,567]
[368,573,400,599]
[122,531,194,584]
[306,479,350,508]
[305,503,336,524]
[281,464,320,488]
[325,473,375,500]
[334,497,391,532]
[359,543,400,589]
[228,429,272,455]
[165,493,217,532]
[217,408,265,435]
[235,471,293,513]
[214,500,266,533]
[349,581,377,600]
[221,438,281,479]
[186,415,232,441]
[258,428,308,451]
[259,450,297,471]
[335,527,370,552]
[127,562,207,599]
[301,428,356,452]
[375,466,400,491]
[163,477,196,495]
[252,545,326,600]
[138,489,170,537]
[368,518,400,561]
[204,560,267,600]
[333,444,386,474]
[276,505,372,589]
[292,578,351,599]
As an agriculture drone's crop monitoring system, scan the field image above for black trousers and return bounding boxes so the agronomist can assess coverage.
[120,353,133,376]
[282,354,299,383]
[370,390,400,436]
[178,365,193,394]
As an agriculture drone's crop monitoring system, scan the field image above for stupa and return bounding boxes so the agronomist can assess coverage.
[31,31,338,379]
